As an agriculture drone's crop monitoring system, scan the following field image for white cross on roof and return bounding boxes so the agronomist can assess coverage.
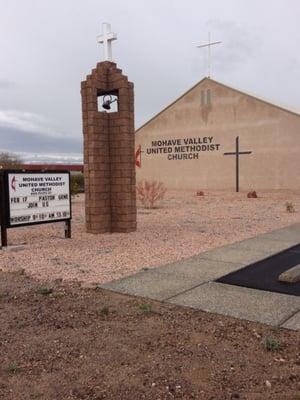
[97,22,117,62]
[196,32,222,78]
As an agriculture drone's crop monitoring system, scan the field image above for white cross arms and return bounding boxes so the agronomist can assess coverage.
[97,22,117,62]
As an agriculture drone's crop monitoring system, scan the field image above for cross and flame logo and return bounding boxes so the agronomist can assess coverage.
[135,145,142,168]
[11,176,17,191]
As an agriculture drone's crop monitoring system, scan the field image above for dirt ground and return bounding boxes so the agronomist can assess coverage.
[1,190,299,285]
[1,190,299,399]
[0,270,299,400]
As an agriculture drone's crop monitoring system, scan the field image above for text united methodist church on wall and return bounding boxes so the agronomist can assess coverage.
[135,78,300,190]
[147,136,220,161]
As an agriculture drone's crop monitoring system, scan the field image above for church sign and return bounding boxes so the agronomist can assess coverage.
[0,170,71,246]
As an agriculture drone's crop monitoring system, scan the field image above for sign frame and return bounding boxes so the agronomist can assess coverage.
[0,169,72,246]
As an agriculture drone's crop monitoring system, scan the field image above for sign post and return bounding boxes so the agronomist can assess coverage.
[0,173,8,247]
[0,170,72,247]
[64,220,71,239]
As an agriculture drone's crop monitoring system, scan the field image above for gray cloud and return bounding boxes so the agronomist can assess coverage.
[0,0,299,160]
[0,125,82,154]
[202,20,260,72]
[0,79,15,89]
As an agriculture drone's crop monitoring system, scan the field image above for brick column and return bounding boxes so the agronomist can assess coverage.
[81,61,136,233]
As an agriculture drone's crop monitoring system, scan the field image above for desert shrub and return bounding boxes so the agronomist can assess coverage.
[285,202,295,213]
[261,336,281,352]
[0,152,23,169]
[37,287,53,296]
[136,180,166,209]
[71,173,84,195]
[71,180,79,196]
[6,362,20,375]
[247,190,257,198]
[138,303,152,314]
[196,190,204,196]
[99,306,109,316]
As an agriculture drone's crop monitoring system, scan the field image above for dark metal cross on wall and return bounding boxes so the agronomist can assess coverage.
[224,136,252,192]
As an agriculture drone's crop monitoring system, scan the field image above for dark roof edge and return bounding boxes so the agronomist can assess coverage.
[135,77,300,134]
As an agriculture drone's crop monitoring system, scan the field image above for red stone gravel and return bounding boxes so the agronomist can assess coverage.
[1,190,299,285]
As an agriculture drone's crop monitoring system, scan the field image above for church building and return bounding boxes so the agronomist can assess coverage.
[135,78,300,191]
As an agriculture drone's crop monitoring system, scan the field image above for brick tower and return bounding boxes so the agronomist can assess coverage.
[81,61,136,233]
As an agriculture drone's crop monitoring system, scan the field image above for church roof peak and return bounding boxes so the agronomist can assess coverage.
[136,77,300,133]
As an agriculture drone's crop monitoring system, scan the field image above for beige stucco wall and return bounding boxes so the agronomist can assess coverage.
[135,79,300,190]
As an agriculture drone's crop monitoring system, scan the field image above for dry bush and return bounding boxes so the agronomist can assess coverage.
[0,152,23,169]
[136,180,167,209]
[71,174,84,196]
[285,202,295,213]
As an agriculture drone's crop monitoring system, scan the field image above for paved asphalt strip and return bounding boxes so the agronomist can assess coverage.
[216,245,300,297]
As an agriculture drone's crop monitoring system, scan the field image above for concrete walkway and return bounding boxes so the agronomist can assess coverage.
[100,223,300,330]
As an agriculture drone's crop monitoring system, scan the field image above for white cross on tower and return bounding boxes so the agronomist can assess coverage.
[97,22,117,61]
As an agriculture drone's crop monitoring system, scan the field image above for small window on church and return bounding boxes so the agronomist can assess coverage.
[207,89,211,105]
[97,94,118,113]
[201,89,212,106]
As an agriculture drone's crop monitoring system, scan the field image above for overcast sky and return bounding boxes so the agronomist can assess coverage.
[0,0,299,163]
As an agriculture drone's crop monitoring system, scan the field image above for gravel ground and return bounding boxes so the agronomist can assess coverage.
[1,270,300,400]
[1,190,299,285]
